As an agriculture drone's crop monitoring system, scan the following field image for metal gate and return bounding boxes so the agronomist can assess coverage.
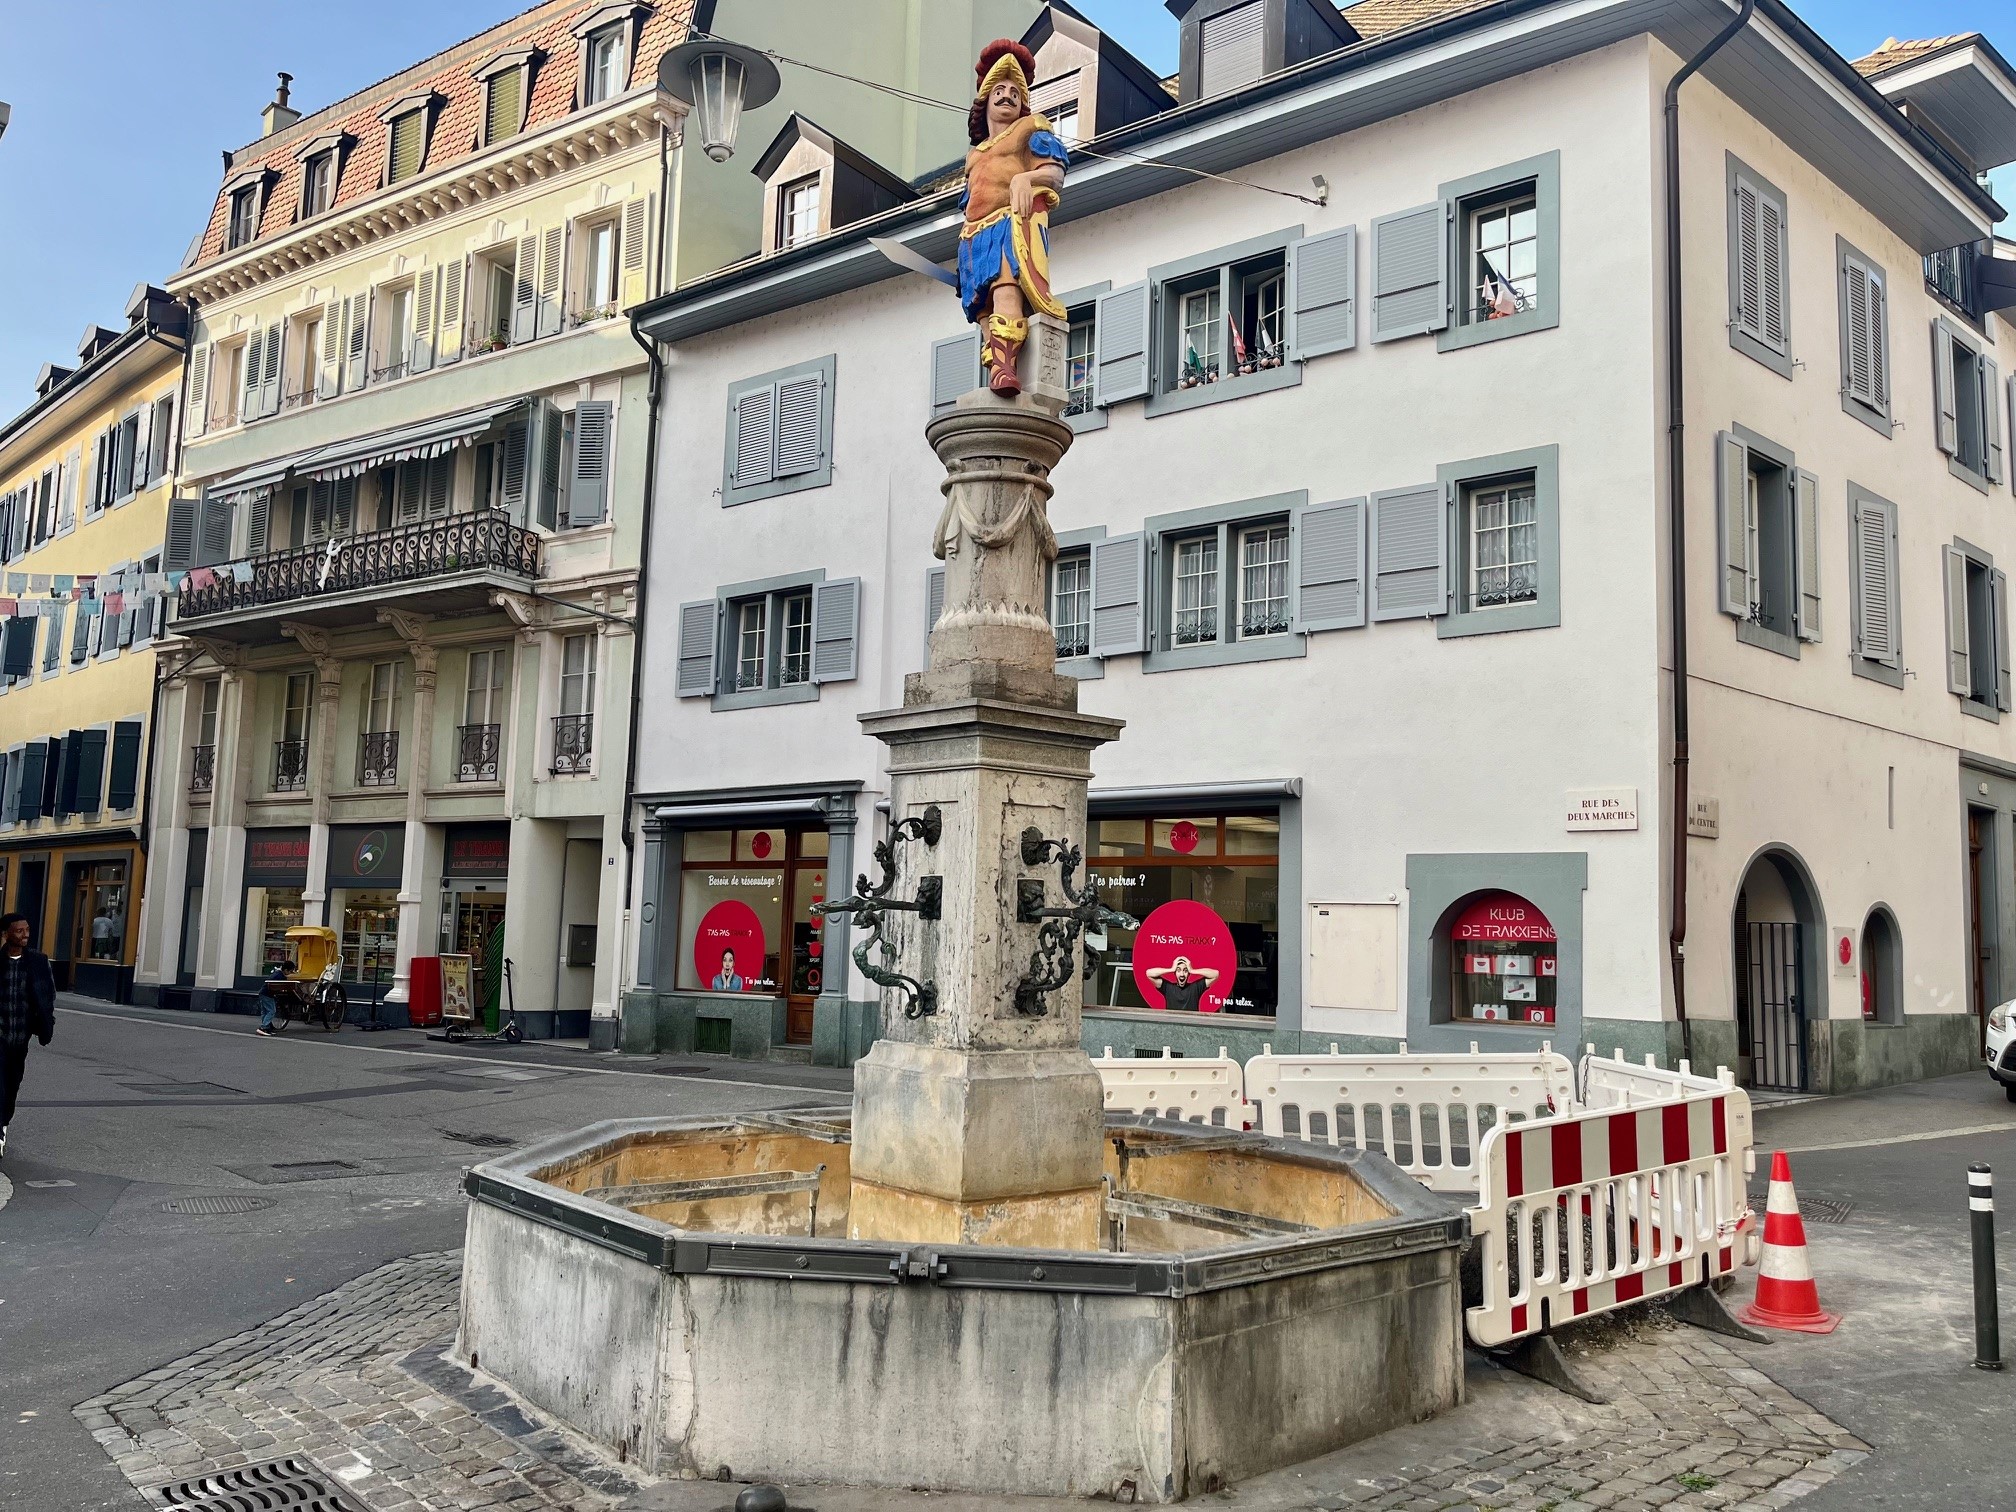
[1743,922,1804,1092]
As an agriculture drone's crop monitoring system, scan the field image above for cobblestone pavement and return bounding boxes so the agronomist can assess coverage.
[78,1255,1869,1512]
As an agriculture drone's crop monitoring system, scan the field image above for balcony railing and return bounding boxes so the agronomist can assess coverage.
[551,713,593,776]
[189,744,215,794]
[178,511,541,620]
[274,740,308,793]
[358,731,400,788]
[457,724,500,783]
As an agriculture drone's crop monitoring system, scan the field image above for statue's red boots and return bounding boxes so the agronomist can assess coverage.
[983,313,1027,394]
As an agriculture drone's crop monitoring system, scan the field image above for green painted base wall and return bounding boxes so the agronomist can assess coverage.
[618,991,785,1060]
[1809,1013,1977,1094]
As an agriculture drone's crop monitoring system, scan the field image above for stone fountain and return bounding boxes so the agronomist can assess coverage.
[455,330,1467,1502]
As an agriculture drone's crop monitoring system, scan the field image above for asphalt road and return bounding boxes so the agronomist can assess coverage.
[0,998,847,1512]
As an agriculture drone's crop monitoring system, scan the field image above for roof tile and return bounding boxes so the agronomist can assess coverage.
[1850,33,1984,79]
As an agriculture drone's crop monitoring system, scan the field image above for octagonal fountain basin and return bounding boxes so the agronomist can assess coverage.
[457,1110,1467,1504]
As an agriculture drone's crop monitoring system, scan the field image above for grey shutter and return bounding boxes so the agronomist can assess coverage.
[1758,188,1787,353]
[84,435,101,514]
[439,259,465,364]
[412,267,437,373]
[318,299,343,397]
[1851,493,1899,668]
[620,195,652,307]
[345,293,370,390]
[197,495,233,566]
[259,319,283,416]
[240,328,263,421]
[70,602,91,661]
[730,384,775,488]
[164,495,199,571]
[1370,202,1448,342]
[51,733,78,818]
[187,344,211,436]
[73,728,106,815]
[107,720,142,810]
[568,400,612,525]
[536,224,565,338]
[425,454,453,518]
[14,740,46,820]
[42,605,66,672]
[1945,545,1972,697]
[2,617,34,680]
[924,564,946,664]
[1985,356,2004,485]
[1369,483,1446,620]
[675,598,720,697]
[1295,497,1366,631]
[395,463,425,524]
[86,605,103,658]
[1732,177,1761,340]
[510,234,539,343]
[1997,567,2014,712]
[1793,467,1820,642]
[1287,226,1356,360]
[930,331,981,413]
[536,402,563,529]
[1868,270,1889,411]
[1198,0,1265,97]
[811,576,861,683]
[1715,431,1751,618]
[0,752,12,824]
[1092,281,1150,406]
[245,488,271,554]
[1934,321,1959,456]
[499,419,530,520]
[1840,254,1875,407]
[773,372,823,477]
[329,477,356,537]
[1089,532,1145,656]
[130,406,153,491]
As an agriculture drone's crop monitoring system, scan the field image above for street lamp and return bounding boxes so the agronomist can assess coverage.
[657,38,780,163]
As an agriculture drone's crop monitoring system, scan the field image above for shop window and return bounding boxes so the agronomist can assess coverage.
[1861,906,1902,1025]
[242,886,305,979]
[73,860,129,963]
[676,827,831,1022]
[1446,890,1557,1026]
[1083,812,1280,1018]
[338,891,399,987]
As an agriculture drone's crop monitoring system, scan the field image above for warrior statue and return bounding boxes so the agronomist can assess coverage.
[958,40,1068,395]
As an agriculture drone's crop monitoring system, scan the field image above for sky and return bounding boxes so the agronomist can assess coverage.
[0,0,2011,411]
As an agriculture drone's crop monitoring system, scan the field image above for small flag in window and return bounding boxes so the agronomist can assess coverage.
[1226,310,1249,371]
[1481,257,1521,320]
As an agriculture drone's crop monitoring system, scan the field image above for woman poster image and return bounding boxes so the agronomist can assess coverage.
[957,40,1069,394]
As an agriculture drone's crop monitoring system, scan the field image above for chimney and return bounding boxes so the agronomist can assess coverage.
[262,72,300,136]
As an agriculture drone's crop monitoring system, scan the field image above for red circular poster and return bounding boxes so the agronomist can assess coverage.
[749,831,773,859]
[1167,820,1201,854]
[1132,900,1237,1013]
[695,901,765,992]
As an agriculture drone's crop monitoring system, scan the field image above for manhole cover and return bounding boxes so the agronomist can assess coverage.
[1749,1191,1854,1224]
[154,1455,362,1510]
[438,1130,516,1148]
[159,1194,276,1216]
[121,1082,246,1097]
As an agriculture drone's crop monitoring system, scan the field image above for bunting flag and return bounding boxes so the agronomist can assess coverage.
[52,574,74,593]
[188,566,216,590]
[79,597,102,618]
[5,573,22,592]
[29,573,50,592]
[0,598,14,616]
[145,573,165,592]
[232,561,255,584]
[167,570,188,591]
[105,592,125,616]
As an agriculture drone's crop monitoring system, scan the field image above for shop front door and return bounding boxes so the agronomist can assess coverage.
[454,894,508,1025]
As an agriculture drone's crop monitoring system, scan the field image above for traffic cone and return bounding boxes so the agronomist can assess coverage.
[1739,1151,1841,1334]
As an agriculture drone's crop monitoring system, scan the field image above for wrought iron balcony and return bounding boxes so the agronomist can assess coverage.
[551,713,593,776]
[273,740,309,793]
[189,744,215,794]
[457,723,501,783]
[177,511,541,622]
[358,731,400,788]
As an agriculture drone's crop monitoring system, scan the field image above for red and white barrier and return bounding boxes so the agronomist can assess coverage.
[1092,1046,1249,1128]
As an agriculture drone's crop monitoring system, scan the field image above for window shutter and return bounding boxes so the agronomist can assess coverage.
[675,598,720,697]
[1945,544,1973,697]
[536,224,565,338]
[1371,202,1449,343]
[439,260,465,364]
[1841,256,1874,406]
[396,463,425,523]
[1715,431,1751,618]
[1732,177,1761,341]
[1757,191,1787,352]
[1197,0,1265,97]
[1933,321,1959,456]
[730,384,775,488]
[811,577,861,683]
[567,400,612,525]
[37,737,59,816]
[1984,356,2004,486]
[164,495,199,571]
[70,602,91,661]
[240,329,264,420]
[54,732,82,817]
[1286,226,1356,360]
[511,234,539,343]
[412,268,437,373]
[14,739,46,820]
[86,606,103,658]
[1369,483,1447,620]
[924,564,947,664]
[346,293,370,390]
[188,344,211,436]
[73,728,106,815]
[620,195,652,307]
[0,753,13,824]
[256,321,282,416]
[243,486,272,556]
[390,110,424,182]
[536,402,563,528]
[1998,567,2014,712]
[1089,532,1145,656]
[318,300,342,397]
[197,494,233,566]
[1092,282,1150,406]
[130,406,153,490]
[1851,493,1899,668]
[486,69,522,144]
[425,453,453,518]
[107,720,142,810]
[499,419,530,520]
[773,373,824,477]
[1793,467,1820,642]
[1295,497,1366,631]
[930,330,981,413]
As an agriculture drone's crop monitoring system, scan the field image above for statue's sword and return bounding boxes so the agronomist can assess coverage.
[869,237,958,288]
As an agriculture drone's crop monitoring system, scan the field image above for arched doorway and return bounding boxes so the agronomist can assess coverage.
[1732,847,1825,1092]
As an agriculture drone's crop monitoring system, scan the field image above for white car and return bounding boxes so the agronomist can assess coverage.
[1988,1000,2016,1100]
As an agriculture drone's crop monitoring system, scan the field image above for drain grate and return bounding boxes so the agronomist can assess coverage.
[273,1160,360,1174]
[159,1194,276,1216]
[153,1455,362,1510]
[438,1129,516,1148]
[1749,1190,1854,1225]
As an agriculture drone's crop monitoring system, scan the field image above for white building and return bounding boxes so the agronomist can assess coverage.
[625,0,2016,1096]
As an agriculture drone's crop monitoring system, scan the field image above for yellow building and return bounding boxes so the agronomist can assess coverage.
[0,286,188,998]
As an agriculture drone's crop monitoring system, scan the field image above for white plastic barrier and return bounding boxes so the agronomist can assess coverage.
[1093,1046,1249,1127]
[1579,1045,1759,1179]
[1243,1044,1577,1194]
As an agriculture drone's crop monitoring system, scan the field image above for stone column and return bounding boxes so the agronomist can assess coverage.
[848,321,1124,1250]
[301,653,343,927]
[195,665,255,997]
[386,642,437,1007]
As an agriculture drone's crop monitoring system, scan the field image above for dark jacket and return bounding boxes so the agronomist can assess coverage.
[2,949,56,1047]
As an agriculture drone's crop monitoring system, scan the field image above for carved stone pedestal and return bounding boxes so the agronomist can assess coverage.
[846,386,1122,1249]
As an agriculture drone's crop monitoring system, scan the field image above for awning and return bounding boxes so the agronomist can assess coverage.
[209,396,528,499]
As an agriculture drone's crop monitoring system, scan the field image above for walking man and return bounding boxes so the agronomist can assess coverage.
[0,911,57,1160]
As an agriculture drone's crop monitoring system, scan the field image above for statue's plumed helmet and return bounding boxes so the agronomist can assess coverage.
[974,39,1036,103]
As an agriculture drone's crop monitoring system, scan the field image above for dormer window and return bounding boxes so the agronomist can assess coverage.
[227,186,260,249]
[302,151,335,217]
[388,110,426,183]
[585,25,627,105]
[778,175,821,249]
[475,46,541,145]
[1047,99,1081,146]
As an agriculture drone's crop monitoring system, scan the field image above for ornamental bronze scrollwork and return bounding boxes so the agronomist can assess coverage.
[1013,825,1136,1017]
[814,805,944,1020]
